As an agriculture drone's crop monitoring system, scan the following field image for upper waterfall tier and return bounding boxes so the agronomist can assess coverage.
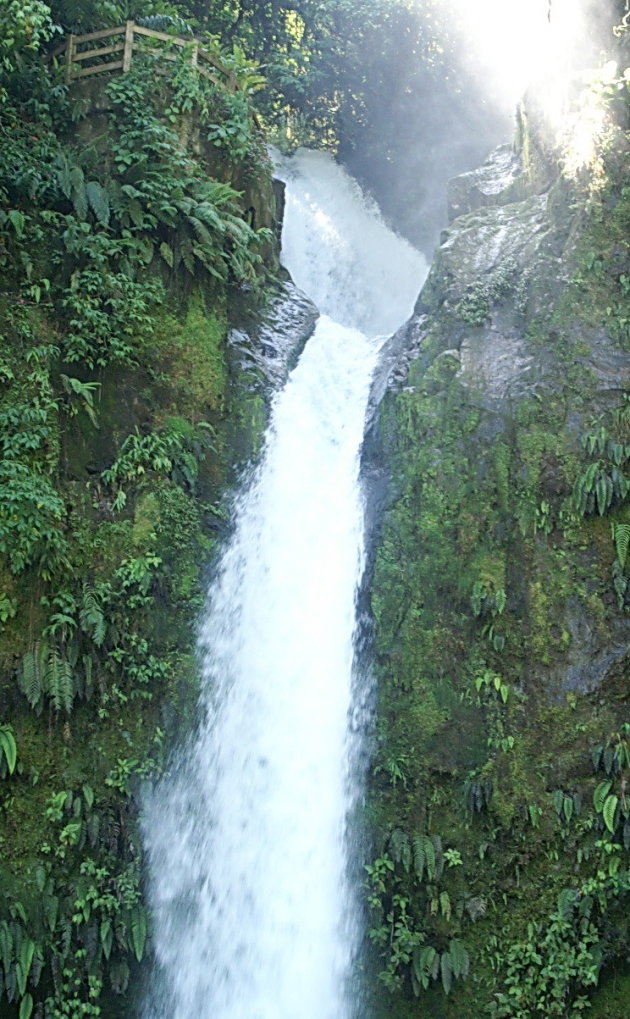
[274,148,427,335]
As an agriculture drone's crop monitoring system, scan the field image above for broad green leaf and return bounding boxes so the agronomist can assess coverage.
[19,993,33,1019]
[8,209,25,237]
[440,951,453,994]
[603,794,619,834]
[159,242,174,268]
[130,907,147,963]
[0,921,13,971]
[0,725,17,774]
[593,779,612,813]
[44,894,58,933]
[100,919,113,960]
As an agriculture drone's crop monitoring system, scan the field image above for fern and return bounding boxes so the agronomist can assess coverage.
[159,241,174,267]
[389,828,410,872]
[189,214,215,249]
[573,462,629,516]
[86,180,110,227]
[612,558,628,608]
[59,912,72,958]
[448,939,470,980]
[603,794,619,834]
[412,834,435,882]
[137,14,193,36]
[412,944,438,990]
[441,950,453,994]
[431,834,444,880]
[80,585,106,647]
[440,889,451,920]
[69,165,87,220]
[87,812,100,849]
[612,522,630,570]
[19,642,46,713]
[43,892,59,933]
[44,648,74,714]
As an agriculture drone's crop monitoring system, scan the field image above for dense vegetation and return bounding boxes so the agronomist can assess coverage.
[0,3,278,1014]
[41,0,508,253]
[362,21,630,1016]
[0,0,628,1016]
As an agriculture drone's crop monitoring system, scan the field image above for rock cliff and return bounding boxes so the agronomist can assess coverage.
[362,85,630,1018]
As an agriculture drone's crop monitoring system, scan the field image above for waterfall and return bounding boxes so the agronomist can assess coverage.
[142,148,427,1019]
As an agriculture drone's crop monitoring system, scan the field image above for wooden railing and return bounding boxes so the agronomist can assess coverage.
[48,21,238,92]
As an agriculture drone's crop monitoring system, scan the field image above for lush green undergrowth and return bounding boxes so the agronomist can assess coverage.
[0,19,278,1016]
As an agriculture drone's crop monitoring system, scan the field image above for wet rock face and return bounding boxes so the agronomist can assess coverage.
[365,123,628,713]
[228,281,318,390]
[446,144,531,222]
[361,73,629,1019]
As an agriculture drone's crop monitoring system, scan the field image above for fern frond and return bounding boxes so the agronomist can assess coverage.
[69,165,87,220]
[188,215,214,249]
[612,522,630,570]
[449,939,470,980]
[54,152,72,201]
[44,648,74,714]
[19,643,45,712]
[194,201,225,233]
[86,181,110,227]
[389,828,409,868]
[412,833,436,882]
[180,238,196,275]
[80,585,106,647]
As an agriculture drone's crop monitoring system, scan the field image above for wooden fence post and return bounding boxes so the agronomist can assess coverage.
[65,34,75,83]
[123,20,134,72]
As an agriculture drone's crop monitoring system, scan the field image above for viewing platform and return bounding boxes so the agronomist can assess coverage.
[48,20,239,92]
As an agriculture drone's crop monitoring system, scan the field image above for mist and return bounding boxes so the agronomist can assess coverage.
[339,0,622,257]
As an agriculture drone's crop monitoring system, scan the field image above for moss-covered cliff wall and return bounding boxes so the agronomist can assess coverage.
[363,79,630,1018]
[0,45,310,1017]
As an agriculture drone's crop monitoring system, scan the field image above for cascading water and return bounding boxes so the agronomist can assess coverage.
[142,148,427,1019]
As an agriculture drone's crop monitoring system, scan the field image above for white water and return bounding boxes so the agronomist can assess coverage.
[142,148,426,1019]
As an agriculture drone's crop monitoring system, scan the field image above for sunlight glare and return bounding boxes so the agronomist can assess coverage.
[442,0,619,172]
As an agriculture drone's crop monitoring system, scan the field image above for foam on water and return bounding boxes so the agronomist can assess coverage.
[142,150,427,1018]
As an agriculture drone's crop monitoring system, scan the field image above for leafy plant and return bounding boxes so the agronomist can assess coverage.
[0,724,17,777]
[592,726,630,845]
[572,421,630,517]
[0,461,68,578]
[611,521,630,608]
[412,939,470,996]
[60,268,162,369]
[611,522,630,571]
[19,641,74,715]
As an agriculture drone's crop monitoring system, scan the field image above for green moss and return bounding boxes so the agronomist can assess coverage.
[590,968,630,1018]
[366,130,630,1016]
[152,292,229,419]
